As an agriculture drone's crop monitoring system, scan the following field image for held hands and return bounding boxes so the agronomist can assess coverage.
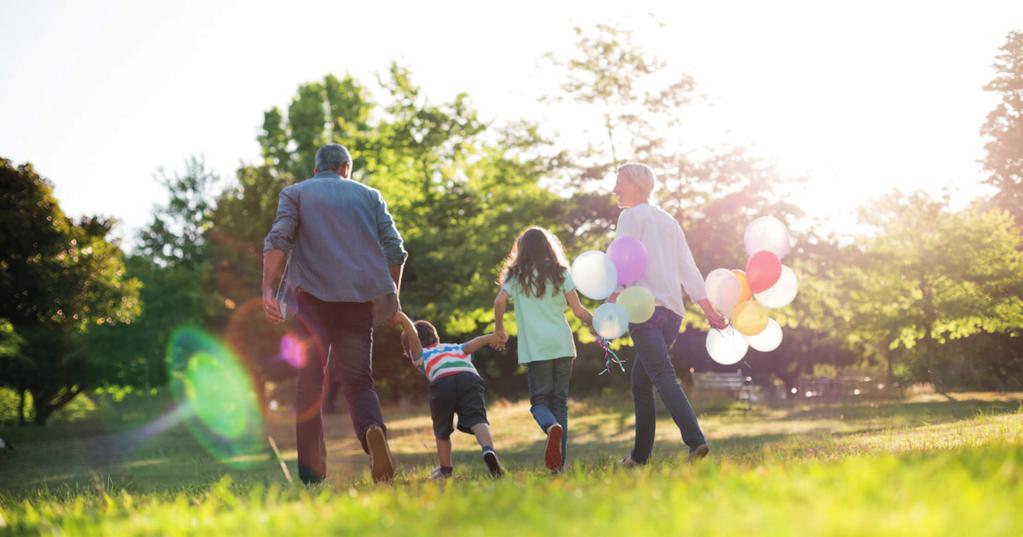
[262,288,284,324]
[388,309,405,329]
[400,331,423,367]
[490,329,509,351]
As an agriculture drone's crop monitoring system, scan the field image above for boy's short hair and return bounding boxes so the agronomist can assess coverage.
[414,320,439,347]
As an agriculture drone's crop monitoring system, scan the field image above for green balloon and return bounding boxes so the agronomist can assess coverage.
[617,286,656,324]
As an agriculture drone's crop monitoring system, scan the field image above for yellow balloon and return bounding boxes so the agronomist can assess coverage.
[733,270,752,303]
[730,300,768,336]
[616,286,656,324]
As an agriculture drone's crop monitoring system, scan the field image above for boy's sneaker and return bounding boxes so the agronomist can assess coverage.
[430,465,453,480]
[482,448,505,477]
[544,424,563,471]
[618,456,643,468]
[365,425,395,483]
[687,443,710,464]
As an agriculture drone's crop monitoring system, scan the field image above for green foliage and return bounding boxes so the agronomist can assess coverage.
[547,23,804,289]
[835,192,1023,387]
[0,158,140,423]
[87,159,219,392]
[207,67,567,396]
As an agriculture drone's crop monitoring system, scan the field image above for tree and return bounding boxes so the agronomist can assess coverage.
[981,30,1023,225]
[86,159,220,392]
[136,157,219,270]
[547,23,811,385]
[837,192,1023,390]
[546,23,803,272]
[0,158,140,423]
[208,67,567,400]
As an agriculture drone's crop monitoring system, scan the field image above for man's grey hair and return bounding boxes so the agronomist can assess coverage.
[617,162,656,197]
[315,144,352,172]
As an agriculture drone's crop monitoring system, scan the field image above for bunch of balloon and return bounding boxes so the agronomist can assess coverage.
[704,216,798,365]
[571,236,657,374]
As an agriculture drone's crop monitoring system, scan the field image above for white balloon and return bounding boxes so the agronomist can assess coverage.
[571,251,618,300]
[593,302,629,340]
[754,266,798,309]
[705,268,741,316]
[746,318,783,352]
[744,216,792,259]
[705,328,749,365]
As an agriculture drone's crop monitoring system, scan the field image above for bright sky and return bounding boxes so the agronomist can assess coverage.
[2,0,1019,244]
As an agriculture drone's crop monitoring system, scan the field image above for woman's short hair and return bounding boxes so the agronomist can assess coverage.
[617,162,656,197]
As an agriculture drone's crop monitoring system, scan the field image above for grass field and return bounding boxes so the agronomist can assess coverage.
[1,390,1022,536]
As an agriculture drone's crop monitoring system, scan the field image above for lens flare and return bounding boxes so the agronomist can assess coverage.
[278,334,307,368]
[166,326,267,467]
[186,351,250,438]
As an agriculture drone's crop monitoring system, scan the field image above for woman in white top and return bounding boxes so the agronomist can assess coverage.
[612,163,727,466]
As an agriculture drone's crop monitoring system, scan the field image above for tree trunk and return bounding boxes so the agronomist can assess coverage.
[30,385,82,425]
[17,388,26,425]
[920,278,955,401]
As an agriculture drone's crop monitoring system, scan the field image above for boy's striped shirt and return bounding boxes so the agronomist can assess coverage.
[420,343,479,382]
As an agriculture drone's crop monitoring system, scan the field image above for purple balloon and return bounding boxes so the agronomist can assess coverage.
[606,236,648,285]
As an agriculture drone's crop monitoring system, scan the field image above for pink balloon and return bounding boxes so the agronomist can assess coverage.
[607,237,648,286]
[746,251,782,293]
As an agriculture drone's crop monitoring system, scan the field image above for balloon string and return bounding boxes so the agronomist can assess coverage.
[597,336,626,376]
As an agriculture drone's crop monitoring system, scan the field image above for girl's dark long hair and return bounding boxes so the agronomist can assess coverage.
[498,227,569,297]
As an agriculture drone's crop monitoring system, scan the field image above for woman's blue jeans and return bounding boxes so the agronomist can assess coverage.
[629,307,706,463]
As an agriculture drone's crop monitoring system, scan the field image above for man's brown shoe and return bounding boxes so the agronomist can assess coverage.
[365,426,395,482]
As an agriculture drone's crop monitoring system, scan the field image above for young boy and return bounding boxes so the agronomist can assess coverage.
[397,315,507,479]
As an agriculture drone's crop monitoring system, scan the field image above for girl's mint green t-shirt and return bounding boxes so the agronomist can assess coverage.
[502,269,577,364]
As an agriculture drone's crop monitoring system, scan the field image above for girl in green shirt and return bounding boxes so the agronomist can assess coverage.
[494,227,593,472]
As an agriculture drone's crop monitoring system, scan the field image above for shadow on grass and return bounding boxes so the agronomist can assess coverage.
[779,398,1023,424]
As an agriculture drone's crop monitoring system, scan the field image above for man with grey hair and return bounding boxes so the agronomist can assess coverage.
[611,162,727,466]
[262,143,407,484]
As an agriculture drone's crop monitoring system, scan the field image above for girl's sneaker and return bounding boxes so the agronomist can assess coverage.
[544,424,563,471]
[482,448,505,477]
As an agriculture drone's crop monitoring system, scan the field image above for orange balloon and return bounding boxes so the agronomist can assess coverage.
[733,270,753,303]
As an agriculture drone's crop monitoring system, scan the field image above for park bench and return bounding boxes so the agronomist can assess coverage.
[693,370,753,406]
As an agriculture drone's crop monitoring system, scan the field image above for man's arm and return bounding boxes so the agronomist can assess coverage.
[261,188,299,323]
[377,190,407,324]
[390,264,404,298]
[261,249,287,323]
[375,191,408,288]
[394,311,422,366]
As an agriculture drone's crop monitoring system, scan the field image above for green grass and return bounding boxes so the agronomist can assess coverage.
[1,391,1022,536]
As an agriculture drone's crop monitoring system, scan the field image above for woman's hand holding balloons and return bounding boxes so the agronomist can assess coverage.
[699,299,728,330]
